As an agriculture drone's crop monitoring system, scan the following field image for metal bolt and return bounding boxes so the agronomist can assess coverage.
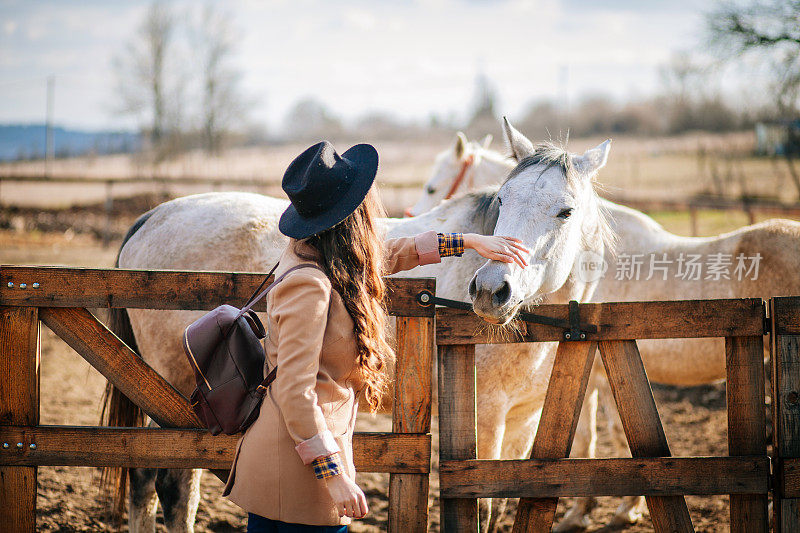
[565,333,571,339]
[2,443,8,449]
[29,443,36,450]
[32,282,39,288]
[419,293,431,304]
[6,282,12,288]
[580,333,586,340]
[19,283,26,289]
[16,442,23,449]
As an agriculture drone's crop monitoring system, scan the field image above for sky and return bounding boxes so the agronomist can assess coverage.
[0,0,723,132]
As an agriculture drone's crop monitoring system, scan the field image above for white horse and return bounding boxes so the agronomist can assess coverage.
[104,121,616,532]
[404,131,509,217]
[410,131,800,530]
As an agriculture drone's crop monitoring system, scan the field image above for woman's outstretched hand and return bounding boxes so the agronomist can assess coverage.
[464,233,529,268]
[324,472,369,519]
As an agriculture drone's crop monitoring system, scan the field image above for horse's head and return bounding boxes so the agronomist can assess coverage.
[469,118,612,324]
[404,132,492,217]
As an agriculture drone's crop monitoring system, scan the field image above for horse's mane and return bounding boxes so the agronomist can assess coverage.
[470,140,616,255]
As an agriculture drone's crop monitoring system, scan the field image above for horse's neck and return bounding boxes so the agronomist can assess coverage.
[382,194,484,237]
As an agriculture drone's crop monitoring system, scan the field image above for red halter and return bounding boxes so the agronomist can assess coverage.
[404,154,475,217]
[443,154,475,200]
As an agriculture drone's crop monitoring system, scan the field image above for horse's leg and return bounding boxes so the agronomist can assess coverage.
[553,383,599,533]
[598,377,646,527]
[489,403,542,532]
[475,385,509,532]
[155,468,203,533]
[128,466,159,533]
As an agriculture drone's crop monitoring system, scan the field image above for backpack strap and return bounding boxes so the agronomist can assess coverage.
[248,262,327,392]
[238,262,325,318]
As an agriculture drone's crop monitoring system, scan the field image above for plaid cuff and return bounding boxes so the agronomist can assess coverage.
[437,233,464,257]
[312,452,343,480]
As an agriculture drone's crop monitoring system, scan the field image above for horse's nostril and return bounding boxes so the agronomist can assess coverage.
[492,281,511,307]
[468,277,477,299]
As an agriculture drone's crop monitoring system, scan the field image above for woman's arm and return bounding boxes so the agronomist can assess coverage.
[269,271,340,464]
[383,231,529,274]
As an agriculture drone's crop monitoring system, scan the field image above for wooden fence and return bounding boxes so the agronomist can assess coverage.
[2,265,800,532]
[433,297,796,532]
[0,266,434,533]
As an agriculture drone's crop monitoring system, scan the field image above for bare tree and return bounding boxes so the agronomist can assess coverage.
[466,72,500,138]
[113,2,177,148]
[708,0,800,117]
[193,4,246,154]
[282,98,343,141]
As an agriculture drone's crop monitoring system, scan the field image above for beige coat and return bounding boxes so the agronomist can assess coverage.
[223,230,441,525]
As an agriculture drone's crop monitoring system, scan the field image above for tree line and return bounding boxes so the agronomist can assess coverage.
[116,0,800,158]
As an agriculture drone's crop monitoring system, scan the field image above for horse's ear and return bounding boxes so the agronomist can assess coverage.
[502,117,535,161]
[574,139,611,176]
[480,134,493,149]
[454,132,468,159]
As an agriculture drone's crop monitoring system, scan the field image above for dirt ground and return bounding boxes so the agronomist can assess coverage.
[0,231,747,532]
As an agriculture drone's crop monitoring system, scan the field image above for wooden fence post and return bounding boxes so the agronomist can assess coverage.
[512,341,597,532]
[725,335,768,532]
[388,316,433,533]
[772,297,800,532]
[0,306,40,532]
[598,340,694,533]
[438,344,478,533]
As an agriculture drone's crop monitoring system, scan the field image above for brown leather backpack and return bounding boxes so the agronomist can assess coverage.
[182,262,323,435]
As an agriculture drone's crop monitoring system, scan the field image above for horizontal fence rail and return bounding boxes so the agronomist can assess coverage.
[0,265,435,317]
[0,426,431,473]
[439,456,769,498]
[436,298,766,344]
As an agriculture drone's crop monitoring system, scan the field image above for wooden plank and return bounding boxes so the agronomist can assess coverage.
[0,266,434,317]
[389,316,434,533]
[436,298,765,344]
[39,307,200,429]
[392,316,434,434]
[0,307,39,532]
[513,341,597,533]
[599,340,694,533]
[774,296,800,336]
[782,458,800,498]
[438,344,478,533]
[772,296,800,532]
[0,426,430,473]
[725,336,769,532]
[440,456,769,498]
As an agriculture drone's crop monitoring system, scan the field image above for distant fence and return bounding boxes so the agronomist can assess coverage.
[3,174,800,241]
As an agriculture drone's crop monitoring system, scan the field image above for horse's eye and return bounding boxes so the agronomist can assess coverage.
[427,186,436,195]
[557,208,573,219]
[497,197,503,206]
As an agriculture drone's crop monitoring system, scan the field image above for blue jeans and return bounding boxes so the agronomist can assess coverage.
[247,512,348,533]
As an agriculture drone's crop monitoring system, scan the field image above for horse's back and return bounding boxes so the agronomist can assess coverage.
[118,191,289,272]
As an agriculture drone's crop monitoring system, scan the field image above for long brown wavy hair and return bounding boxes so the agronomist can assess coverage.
[295,188,393,413]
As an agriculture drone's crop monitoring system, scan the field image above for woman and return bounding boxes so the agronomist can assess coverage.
[223,141,527,532]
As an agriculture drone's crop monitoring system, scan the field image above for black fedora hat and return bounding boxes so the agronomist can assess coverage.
[278,141,379,239]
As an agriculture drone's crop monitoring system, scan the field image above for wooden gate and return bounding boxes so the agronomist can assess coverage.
[0,266,435,532]
[435,298,771,532]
